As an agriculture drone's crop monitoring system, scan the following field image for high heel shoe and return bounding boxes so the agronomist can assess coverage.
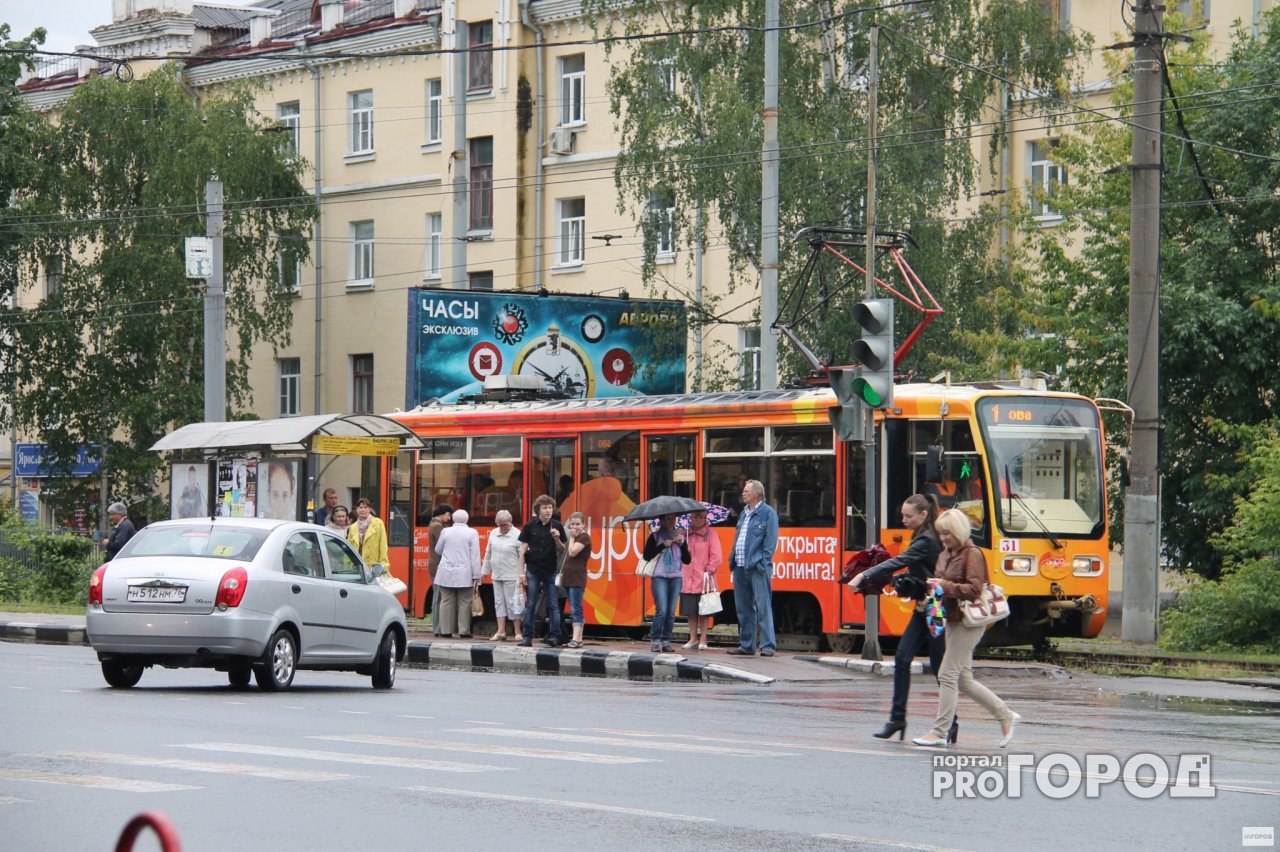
[947,720,959,745]
[998,712,1021,748]
[872,722,906,741]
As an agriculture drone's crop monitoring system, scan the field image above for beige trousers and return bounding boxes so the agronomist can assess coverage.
[436,587,474,636]
[928,620,1013,738]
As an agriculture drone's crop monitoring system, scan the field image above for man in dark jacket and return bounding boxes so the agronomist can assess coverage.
[105,502,137,561]
[516,494,566,647]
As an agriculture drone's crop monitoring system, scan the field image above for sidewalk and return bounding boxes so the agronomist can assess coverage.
[0,610,1056,685]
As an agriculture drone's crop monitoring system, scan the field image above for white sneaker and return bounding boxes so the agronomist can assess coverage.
[682,640,698,650]
[998,712,1021,748]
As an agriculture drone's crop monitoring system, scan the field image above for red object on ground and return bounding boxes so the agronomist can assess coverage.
[115,811,182,852]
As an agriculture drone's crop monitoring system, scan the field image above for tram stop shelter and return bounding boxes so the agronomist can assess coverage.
[151,414,423,522]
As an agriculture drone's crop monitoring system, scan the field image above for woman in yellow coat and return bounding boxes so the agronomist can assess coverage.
[347,497,389,568]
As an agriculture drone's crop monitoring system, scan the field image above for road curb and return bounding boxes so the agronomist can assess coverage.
[404,640,775,684]
[0,621,88,647]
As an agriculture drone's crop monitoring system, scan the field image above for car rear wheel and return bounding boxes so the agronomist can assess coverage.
[227,666,252,689]
[371,630,397,689]
[101,660,144,689]
[254,629,297,691]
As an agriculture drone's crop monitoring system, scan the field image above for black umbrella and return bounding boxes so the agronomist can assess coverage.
[622,495,706,523]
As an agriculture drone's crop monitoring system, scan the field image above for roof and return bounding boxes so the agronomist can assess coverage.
[150,413,425,454]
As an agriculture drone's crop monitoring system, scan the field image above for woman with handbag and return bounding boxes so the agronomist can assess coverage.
[848,493,957,742]
[347,498,389,571]
[680,508,722,650]
[560,512,593,648]
[912,508,1020,748]
[643,514,691,652]
[434,509,482,638]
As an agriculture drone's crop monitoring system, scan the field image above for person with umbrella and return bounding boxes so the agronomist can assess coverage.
[642,513,691,652]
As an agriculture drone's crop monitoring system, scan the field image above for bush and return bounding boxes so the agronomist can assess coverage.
[0,521,99,607]
[1160,557,1280,653]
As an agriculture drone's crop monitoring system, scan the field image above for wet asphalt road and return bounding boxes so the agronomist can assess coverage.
[1,641,1277,851]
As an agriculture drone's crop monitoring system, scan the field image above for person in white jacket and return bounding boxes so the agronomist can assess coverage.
[434,509,482,637]
[482,510,522,640]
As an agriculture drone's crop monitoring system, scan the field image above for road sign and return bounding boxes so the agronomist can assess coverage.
[185,236,212,279]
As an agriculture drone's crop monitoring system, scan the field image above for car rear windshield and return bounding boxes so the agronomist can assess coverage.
[117,525,271,561]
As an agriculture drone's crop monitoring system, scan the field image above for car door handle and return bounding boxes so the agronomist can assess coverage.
[340,589,349,598]
[292,585,302,594]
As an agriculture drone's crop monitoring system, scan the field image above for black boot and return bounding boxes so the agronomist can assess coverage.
[947,718,959,745]
[873,721,906,740]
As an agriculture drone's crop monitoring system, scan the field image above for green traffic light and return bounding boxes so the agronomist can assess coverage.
[852,376,887,407]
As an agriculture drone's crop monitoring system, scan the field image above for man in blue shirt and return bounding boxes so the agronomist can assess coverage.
[727,479,779,656]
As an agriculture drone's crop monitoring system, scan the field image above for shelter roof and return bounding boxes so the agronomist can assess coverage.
[150,413,424,454]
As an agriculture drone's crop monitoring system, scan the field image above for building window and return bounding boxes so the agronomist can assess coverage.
[647,190,676,260]
[1174,0,1209,22]
[657,57,677,100]
[469,137,493,231]
[43,254,63,297]
[425,78,442,144]
[352,354,374,414]
[1028,140,1066,220]
[740,327,761,390]
[468,22,493,93]
[558,54,586,126]
[278,357,301,416]
[350,220,375,286]
[348,90,374,154]
[277,246,302,294]
[556,198,585,266]
[277,101,300,157]
[424,213,443,279]
[469,271,494,291]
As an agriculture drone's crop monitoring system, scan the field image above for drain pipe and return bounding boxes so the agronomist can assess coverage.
[299,56,324,415]
[520,0,546,289]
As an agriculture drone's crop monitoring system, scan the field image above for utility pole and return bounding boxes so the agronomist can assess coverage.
[1123,0,1164,643]
[759,0,779,390]
[204,178,226,423]
[861,21,882,661]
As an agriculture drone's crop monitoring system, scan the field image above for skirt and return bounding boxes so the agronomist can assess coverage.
[679,592,702,618]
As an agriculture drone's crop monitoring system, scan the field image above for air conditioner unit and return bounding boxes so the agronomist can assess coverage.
[548,128,575,155]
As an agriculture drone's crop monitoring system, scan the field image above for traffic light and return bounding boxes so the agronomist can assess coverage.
[827,366,865,442]
[851,298,895,409]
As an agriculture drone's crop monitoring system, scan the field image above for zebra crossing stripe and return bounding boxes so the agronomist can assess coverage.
[405,785,715,822]
[0,796,29,804]
[30,751,355,781]
[176,742,509,773]
[311,734,655,764]
[0,767,196,793]
[450,727,792,757]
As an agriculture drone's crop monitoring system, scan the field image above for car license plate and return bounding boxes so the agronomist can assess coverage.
[127,584,187,603]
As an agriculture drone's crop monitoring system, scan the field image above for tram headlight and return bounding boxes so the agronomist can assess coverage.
[1002,555,1034,575]
[1072,556,1103,576]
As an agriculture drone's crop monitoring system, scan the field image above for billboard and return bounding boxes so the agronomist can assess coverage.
[406,290,687,407]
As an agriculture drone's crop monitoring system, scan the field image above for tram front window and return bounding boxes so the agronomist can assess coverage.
[976,398,1104,538]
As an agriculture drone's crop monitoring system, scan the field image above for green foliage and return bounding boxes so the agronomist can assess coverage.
[1022,13,1280,576]
[0,63,315,520]
[585,0,1085,386]
[0,508,98,606]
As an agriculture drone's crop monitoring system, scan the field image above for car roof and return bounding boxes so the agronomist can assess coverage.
[143,517,321,534]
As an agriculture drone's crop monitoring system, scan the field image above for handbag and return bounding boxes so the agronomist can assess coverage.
[471,591,485,617]
[636,555,658,578]
[698,573,723,616]
[960,583,1010,628]
[555,571,565,588]
[376,569,407,596]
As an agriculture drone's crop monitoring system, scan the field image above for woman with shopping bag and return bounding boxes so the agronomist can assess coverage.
[680,508,722,650]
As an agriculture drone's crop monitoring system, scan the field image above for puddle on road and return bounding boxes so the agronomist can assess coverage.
[1117,692,1280,717]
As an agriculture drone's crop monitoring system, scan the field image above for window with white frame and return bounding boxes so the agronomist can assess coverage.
[352,354,374,414]
[559,54,586,126]
[1028,140,1066,220]
[424,213,443,279]
[556,198,585,266]
[740,327,761,390]
[647,190,676,260]
[468,22,493,92]
[277,101,300,157]
[657,57,677,100]
[350,220,375,286]
[348,90,374,155]
[278,357,301,416]
[425,79,442,144]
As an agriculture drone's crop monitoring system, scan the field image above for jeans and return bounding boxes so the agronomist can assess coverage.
[928,620,1012,739]
[732,565,776,652]
[650,575,681,647]
[890,608,946,724]
[566,585,585,625]
[521,570,560,641]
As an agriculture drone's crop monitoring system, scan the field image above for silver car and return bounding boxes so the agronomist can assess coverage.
[86,518,407,691]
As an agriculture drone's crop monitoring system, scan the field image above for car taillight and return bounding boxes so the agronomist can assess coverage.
[215,567,249,609]
[88,565,108,607]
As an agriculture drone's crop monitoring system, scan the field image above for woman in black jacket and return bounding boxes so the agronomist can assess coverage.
[849,493,956,742]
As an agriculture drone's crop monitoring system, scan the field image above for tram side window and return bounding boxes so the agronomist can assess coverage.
[902,420,987,539]
[416,437,467,524]
[703,427,764,517]
[769,426,835,528]
[468,435,522,526]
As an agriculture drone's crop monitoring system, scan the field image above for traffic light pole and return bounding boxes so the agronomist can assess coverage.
[861,22,882,661]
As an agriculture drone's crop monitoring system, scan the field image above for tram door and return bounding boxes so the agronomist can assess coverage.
[644,434,697,500]
[529,438,576,518]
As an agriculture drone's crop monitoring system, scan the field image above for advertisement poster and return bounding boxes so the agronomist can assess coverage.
[171,462,210,519]
[406,290,687,407]
[257,459,300,521]
[215,459,257,518]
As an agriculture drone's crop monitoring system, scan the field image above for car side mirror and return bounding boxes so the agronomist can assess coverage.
[368,563,386,579]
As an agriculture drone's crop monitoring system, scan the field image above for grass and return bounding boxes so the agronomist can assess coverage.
[1053,636,1280,667]
[0,602,85,616]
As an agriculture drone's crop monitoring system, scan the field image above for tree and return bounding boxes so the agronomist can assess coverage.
[1021,12,1280,577]
[586,0,1084,385]
[0,63,315,521]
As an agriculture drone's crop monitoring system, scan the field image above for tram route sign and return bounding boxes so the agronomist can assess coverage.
[407,290,688,406]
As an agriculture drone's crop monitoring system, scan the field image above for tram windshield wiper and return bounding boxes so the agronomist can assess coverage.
[1004,464,1064,550]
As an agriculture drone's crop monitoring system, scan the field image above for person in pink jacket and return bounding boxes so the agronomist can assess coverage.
[680,509,723,650]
